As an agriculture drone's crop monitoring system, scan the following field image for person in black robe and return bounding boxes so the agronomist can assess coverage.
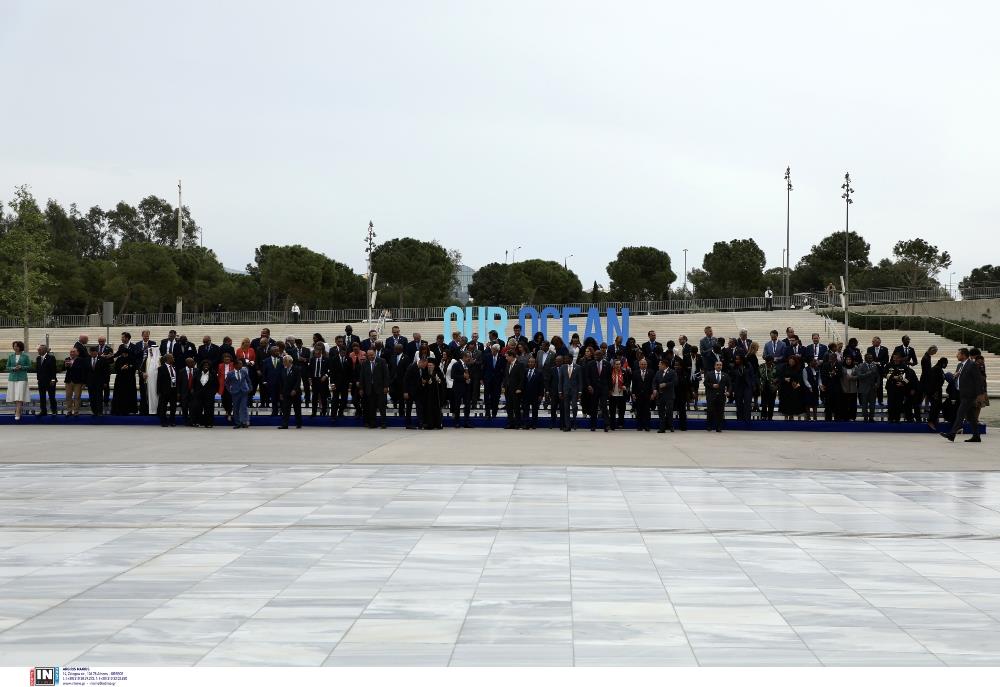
[779,356,805,419]
[111,335,138,415]
[420,360,446,429]
[193,360,218,428]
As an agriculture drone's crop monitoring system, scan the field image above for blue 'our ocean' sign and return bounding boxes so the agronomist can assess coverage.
[442,306,630,345]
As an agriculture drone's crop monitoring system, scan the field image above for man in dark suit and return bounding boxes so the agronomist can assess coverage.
[942,347,984,443]
[175,335,197,362]
[522,356,545,429]
[535,341,556,419]
[159,330,179,358]
[71,333,89,359]
[308,345,331,416]
[384,326,408,356]
[558,357,582,431]
[388,343,409,412]
[329,346,352,420]
[343,325,362,350]
[866,336,890,405]
[85,346,109,416]
[156,354,179,427]
[482,344,506,420]
[704,360,731,432]
[404,332,424,358]
[449,353,473,428]
[468,332,485,353]
[249,328,275,405]
[261,345,284,415]
[278,355,303,429]
[358,349,389,428]
[502,350,525,429]
[35,344,58,415]
[402,357,425,428]
[506,324,529,350]
[805,333,829,363]
[893,336,918,367]
[96,336,114,403]
[642,331,664,366]
[653,359,677,433]
[197,336,221,367]
[734,330,752,356]
[360,329,380,352]
[177,357,198,425]
[631,357,656,432]
[585,350,612,432]
[546,354,563,428]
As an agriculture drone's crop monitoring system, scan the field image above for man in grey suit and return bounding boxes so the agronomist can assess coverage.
[698,326,716,371]
[942,347,983,443]
[704,360,731,433]
[536,341,557,416]
[557,357,583,431]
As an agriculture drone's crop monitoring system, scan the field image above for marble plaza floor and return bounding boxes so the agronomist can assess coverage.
[0,429,998,666]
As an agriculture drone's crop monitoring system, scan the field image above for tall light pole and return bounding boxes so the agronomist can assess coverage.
[949,271,956,297]
[682,248,688,296]
[364,220,376,325]
[841,172,854,342]
[784,166,792,307]
[563,253,574,269]
[175,179,183,327]
[511,245,522,263]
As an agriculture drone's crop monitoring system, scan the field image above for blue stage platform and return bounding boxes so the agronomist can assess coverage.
[0,413,986,433]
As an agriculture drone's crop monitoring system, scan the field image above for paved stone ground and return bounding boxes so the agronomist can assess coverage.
[1,444,999,665]
[0,426,995,471]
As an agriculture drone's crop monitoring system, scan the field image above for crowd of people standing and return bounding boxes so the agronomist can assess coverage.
[3,322,989,440]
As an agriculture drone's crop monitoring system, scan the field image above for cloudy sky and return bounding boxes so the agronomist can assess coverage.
[3,2,997,292]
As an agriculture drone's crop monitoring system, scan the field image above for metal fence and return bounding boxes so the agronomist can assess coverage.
[4,285,1000,330]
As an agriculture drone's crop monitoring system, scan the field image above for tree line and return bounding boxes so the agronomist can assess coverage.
[1,185,993,323]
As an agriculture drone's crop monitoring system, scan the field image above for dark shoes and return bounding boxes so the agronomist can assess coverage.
[941,433,955,442]
[965,436,981,443]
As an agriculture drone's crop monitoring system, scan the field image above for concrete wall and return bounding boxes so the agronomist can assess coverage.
[854,298,998,323]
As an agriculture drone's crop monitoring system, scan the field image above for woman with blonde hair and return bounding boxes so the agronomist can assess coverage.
[5,341,31,421]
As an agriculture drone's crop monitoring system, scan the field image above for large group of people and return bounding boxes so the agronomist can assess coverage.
[3,322,989,440]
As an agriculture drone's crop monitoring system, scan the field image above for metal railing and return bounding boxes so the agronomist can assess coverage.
[6,284,1000,330]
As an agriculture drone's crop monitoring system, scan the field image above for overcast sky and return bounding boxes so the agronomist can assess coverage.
[3,2,997,292]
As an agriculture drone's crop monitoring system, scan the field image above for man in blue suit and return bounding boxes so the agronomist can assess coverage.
[804,333,828,363]
[763,330,787,368]
[481,343,506,419]
[384,326,408,357]
[558,356,583,431]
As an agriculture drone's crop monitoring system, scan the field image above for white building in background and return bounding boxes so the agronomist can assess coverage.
[453,264,475,303]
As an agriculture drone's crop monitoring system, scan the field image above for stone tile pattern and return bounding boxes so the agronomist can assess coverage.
[1,464,1000,666]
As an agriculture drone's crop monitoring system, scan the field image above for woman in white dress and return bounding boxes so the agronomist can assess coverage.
[145,344,161,416]
[5,341,31,421]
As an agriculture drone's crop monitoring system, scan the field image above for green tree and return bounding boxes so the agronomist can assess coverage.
[468,260,581,304]
[468,262,509,304]
[249,245,364,310]
[0,187,53,346]
[790,231,873,292]
[606,246,676,300]
[591,280,601,303]
[689,238,767,298]
[959,265,1000,296]
[104,242,180,314]
[370,238,456,308]
[889,238,951,289]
